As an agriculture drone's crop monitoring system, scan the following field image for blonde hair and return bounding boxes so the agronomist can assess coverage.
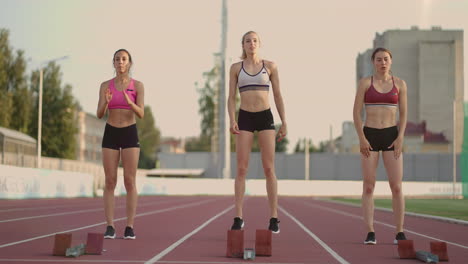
[240,31,260,59]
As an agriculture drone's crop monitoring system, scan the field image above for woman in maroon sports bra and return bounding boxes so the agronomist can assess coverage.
[96,49,145,240]
[353,47,408,245]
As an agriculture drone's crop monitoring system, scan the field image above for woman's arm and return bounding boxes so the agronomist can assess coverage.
[269,61,287,141]
[123,81,145,119]
[353,78,372,157]
[228,63,240,134]
[96,81,110,119]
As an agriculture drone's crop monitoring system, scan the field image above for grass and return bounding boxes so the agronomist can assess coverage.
[332,198,468,221]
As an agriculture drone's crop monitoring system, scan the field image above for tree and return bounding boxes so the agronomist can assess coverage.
[136,106,161,169]
[0,29,33,133]
[188,53,240,152]
[294,138,324,153]
[29,62,78,159]
[0,29,15,128]
[10,50,32,133]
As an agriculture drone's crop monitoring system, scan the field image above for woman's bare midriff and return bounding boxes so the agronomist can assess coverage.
[106,109,136,127]
[365,106,397,128]
[239,90,270,112]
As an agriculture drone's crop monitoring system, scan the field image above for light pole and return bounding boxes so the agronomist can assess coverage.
[219,0,229,178]
[37,56,69,168]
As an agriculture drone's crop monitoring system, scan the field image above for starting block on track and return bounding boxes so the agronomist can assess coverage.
[430,241,449,261]
[255,229,272,256]
[243,248,255,260]
[226,230,244,258]
[416,250,439,263]
[398,240,416,259]
[66,243,86,258]
[85,233,104,255]
[52,233,72,256]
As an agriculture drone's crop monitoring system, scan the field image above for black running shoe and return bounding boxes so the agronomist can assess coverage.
[231,217,244,230]
[104,225,116,239]
[394,232,407,244]
[268,218,280,234]
[364,232,376,245]
[124,226,136,240]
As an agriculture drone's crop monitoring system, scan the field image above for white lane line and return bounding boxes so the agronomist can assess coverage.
[156,261,305,264]
[323,198,468,226]
[0,197,185,213]
[0,259,305,264]
[302,200,468,250]
[279,206,350,264]
[0,198,187,223]
[145,205,234,264]
[0,198,216,249]
[0,259,143,263]
[0,203,99,213]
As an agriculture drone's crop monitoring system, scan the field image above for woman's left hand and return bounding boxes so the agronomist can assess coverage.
[388,136,403,159]
[277,124,287,142]
[122,90,132,105]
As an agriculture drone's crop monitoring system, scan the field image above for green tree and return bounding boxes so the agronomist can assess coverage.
[10,50,32,133]
[136,106,161,169]
[294,138,324,153]
[29,62,78,159]
[188,53,240,152]
[0,29,15,128]
[185,135,211,152]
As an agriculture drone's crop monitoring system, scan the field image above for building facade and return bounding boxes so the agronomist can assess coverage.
[75,111,106,162]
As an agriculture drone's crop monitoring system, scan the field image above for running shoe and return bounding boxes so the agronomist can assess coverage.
[364,232,376,245]
[124,226,136,240]
[104,225,116,239]
[394,232,407,244]
[268,218,280,234]
[231,217,244,230]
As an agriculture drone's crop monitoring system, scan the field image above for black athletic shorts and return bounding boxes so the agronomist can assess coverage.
[102,123,140,150]
[238,108,275,132]
[363,126,398,152]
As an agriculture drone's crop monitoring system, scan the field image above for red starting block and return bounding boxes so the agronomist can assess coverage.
[226,230,244,258]
[85,233,104,255]
[52,233,72,256]
[397,240,416,259]
[430,241,449,261]
[255,229,272,256]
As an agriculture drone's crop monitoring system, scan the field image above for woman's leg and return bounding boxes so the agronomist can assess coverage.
[382,151,404,232]
[102,148,120,227]
[234,131,254,218]
[258,129,278,218]
[121,147,140,228]
[361,152,380,232]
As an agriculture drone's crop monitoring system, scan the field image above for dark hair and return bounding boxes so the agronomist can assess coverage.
[371,47,392,61]
[113,48,132,63]
[240,31,260,59]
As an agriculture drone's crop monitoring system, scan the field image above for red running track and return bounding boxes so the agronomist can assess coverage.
[0,195,467,264]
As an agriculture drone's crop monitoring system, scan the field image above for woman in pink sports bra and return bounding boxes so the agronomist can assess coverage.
[353,47,408,245]
[96,49,145,240]
[227,31,287,234]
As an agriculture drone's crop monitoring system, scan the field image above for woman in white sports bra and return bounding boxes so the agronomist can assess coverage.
[227,31,287,234]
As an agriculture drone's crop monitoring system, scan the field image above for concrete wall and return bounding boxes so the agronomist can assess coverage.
[159,152,461,182]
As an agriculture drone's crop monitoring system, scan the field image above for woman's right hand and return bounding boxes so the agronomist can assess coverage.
[230,121,240,135]
[105,88,113,103]
[359,138,373,158]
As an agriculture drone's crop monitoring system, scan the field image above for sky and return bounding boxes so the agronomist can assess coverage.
[1,0,467,153]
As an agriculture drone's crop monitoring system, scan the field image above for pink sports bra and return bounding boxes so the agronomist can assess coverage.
[108,78,137,110]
